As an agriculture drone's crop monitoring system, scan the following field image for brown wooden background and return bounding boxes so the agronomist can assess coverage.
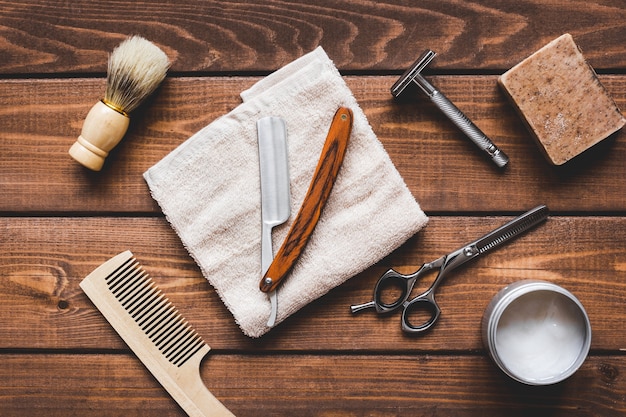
[1,1,625,416]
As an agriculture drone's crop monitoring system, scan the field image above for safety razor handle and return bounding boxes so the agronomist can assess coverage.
[392,49,509,169]
[429,92,509,168]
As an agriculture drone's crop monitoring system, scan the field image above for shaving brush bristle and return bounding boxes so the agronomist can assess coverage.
[69,35,170,171]
[104,36,170,114]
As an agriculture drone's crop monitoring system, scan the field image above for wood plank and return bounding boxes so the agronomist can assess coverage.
[1,1,626,73]
[1,353,623,416]
[2,2,624,417]
[1,76,625,213]
[1,216,624,351]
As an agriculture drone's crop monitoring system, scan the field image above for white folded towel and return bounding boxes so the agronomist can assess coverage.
[144,47,428,338]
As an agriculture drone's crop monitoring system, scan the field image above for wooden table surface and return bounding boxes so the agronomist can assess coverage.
[2,1,625,416]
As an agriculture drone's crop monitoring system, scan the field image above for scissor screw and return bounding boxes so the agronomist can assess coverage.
[464,246,477,257]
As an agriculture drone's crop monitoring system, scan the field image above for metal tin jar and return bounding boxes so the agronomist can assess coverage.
[482,280,591,385]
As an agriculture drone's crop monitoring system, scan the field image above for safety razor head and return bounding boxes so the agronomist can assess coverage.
[391,50,437,98]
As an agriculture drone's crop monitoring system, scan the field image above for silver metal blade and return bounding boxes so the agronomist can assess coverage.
[257,116,290,327]
[474,205,549,254]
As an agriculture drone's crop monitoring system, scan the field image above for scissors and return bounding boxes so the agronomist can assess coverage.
[350,205,549,334]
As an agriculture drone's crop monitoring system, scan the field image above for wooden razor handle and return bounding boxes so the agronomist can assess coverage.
[260,107,353,293]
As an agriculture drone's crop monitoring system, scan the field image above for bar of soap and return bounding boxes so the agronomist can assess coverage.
[499,33,625,165]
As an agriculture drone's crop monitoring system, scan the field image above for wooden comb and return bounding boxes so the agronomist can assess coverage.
[79,250,235,417]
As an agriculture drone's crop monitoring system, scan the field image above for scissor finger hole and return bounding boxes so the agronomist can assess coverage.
[375,276,407,309]
[403,300,438,331]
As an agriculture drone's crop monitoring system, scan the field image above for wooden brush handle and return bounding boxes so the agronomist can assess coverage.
[260,107,353,293]
[68,100,130,171]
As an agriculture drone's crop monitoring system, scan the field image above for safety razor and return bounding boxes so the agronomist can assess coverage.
[392,50,509,168]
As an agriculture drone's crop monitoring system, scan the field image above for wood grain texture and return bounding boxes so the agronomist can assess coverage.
[1,1,626,73]
[78,250,235,417]
[261,107,352,293]
[1,354,624,416]
[2,1,626,415]
[1,216,624,351]
[1,75,625,213]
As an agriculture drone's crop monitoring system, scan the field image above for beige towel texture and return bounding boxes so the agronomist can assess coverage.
[144,47,428,338]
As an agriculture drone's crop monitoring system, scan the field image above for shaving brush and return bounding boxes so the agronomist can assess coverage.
[69,36,170,171]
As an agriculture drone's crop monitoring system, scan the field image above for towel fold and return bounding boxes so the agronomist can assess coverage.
[144,47,428,338]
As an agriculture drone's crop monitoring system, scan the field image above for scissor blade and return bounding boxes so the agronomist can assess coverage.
[474,205,549,254]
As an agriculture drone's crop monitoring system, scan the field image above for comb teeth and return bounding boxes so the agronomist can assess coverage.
[105,257,205,367]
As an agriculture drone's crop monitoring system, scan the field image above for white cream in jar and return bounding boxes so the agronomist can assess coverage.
[482,280,591,385]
